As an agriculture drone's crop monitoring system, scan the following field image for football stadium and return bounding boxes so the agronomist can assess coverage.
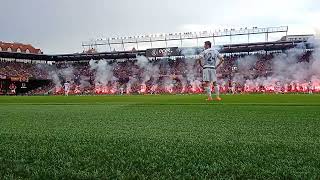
[1,0,320,179]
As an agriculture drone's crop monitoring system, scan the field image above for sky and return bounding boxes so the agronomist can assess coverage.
[1,0,319,54]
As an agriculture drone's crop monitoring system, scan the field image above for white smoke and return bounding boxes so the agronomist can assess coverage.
[232,39,320,91]
[35,63,62,90]
[35,37,320,95]
[89,59,115,86]
[49,71,61,89]
[237,56,258,73]
[126,77,138,94]
[184,57,201,91]
[136,55,160,84]
[309,38,320,84]
[58,67,74,82]
[79,75,91,89]
[232,55,258,84]
[180,47,199,56]
[269,45,318,85]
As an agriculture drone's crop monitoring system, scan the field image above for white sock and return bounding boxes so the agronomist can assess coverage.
[215,85,220,97]
[206,86,212,98]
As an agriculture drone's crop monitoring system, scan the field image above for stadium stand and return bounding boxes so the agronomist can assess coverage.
[0,40,318,95]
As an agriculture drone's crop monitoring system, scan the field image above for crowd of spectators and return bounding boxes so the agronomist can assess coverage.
[0,60,48,79]
[0,50,316,95]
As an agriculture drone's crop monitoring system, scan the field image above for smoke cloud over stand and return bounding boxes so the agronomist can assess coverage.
[37,39,320,95]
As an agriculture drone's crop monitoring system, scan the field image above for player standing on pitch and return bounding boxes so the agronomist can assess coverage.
[198,41,224,101]
[308,81,313,94]
[64,81,70,96]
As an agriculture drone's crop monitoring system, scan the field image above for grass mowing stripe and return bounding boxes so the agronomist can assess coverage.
[2,103,320,107]
[1,94,320,104]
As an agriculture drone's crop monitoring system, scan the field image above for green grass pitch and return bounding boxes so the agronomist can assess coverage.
[1,94,320,179]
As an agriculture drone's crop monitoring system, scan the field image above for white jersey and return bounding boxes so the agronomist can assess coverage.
[64,83,70,91]
[231,83,236,92]
[200,48,220,68]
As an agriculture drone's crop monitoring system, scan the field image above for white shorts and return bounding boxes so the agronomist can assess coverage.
[203,68,217,82]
